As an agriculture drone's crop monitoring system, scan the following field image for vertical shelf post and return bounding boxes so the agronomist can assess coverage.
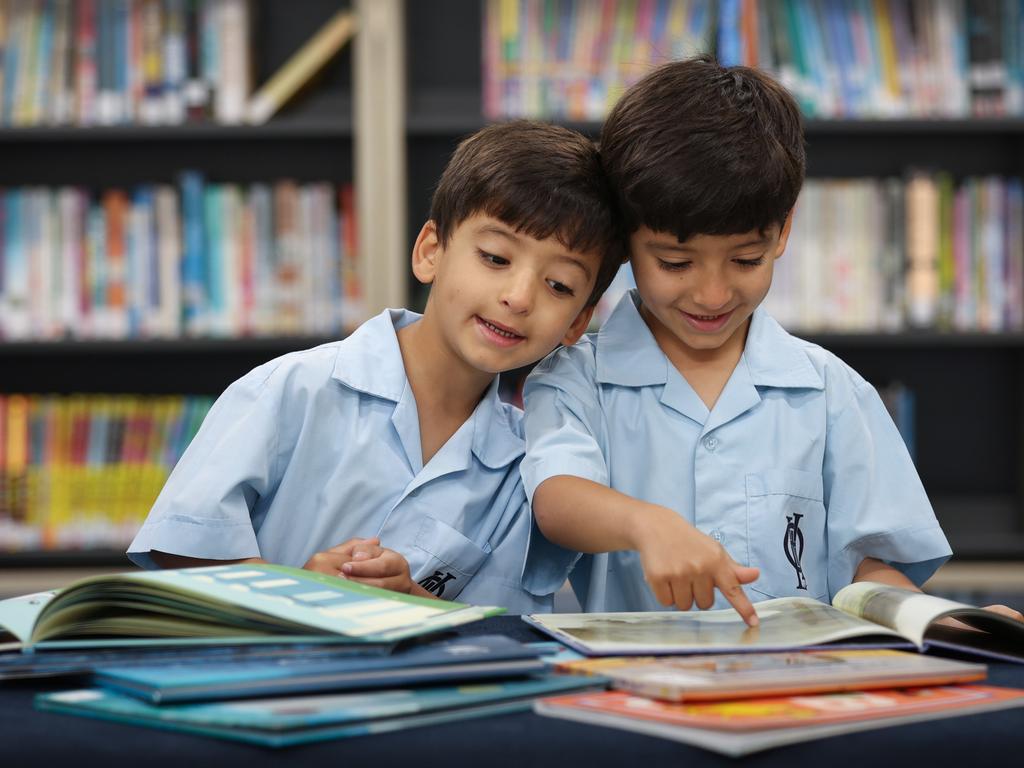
[354,0,408,314]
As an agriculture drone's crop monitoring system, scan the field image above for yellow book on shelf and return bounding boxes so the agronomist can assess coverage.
[245,9,357,125]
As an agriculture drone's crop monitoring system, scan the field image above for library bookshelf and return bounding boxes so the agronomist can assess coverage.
[5,0,1024,570]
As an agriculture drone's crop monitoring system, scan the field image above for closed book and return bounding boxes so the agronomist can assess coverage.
[96,634,546,703]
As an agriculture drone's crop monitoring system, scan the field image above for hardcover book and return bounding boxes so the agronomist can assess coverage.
[95,634,546,704]
[524,582,1024,662]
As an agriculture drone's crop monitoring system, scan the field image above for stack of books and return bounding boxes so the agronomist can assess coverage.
[0,563,602,746]
[526,582,1024,756]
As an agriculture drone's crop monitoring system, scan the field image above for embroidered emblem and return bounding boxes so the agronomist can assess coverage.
[783,513,808,591]
[418,570,457,597]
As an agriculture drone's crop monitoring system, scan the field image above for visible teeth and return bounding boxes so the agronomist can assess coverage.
[483,320,520,339]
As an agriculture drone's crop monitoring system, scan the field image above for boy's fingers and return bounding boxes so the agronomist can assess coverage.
[649,579,674,607]
[693,576,715,610]
[732,565,760,584]
[717,576,759,626]
[671,581,693,612]
[341,557,401,579]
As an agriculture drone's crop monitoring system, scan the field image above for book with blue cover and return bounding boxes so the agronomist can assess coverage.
[95,634,546,703]
[0,563,503,650]
[35,674,606,747]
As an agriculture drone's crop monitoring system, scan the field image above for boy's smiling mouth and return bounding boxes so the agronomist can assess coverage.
[475,316,526,346]
[679,308,735,332]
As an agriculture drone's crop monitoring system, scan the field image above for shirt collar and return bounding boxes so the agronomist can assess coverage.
[471,377,525,469]
[331,308,418,401]
[595,290,823,391]
[332,308,523,470]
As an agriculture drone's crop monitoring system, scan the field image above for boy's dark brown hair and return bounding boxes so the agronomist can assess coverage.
[600,55,806,242]
[430,120,625,306]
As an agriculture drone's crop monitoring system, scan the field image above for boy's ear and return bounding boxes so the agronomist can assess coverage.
[411,220,442,284]
[561,304,596,347]
[774,210,795,259]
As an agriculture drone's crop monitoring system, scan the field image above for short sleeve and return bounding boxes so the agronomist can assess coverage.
[520,349,609,502]
[126,360,290,568]
[518,348,607,598]
[823,372,952,597]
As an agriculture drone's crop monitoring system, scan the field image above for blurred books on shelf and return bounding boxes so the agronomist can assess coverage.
[593,174,1024,335]
[0,175,359,340]
[766,174,1024,333]
[0,393,212,552]
[483,0,1024,121]
[245,8,356,125]
[0,0,256,127]
[483,0,714,120]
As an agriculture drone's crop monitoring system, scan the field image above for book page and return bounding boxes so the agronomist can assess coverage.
[0,591,57,644]
[524,597,907,655]
[831,582,976,647]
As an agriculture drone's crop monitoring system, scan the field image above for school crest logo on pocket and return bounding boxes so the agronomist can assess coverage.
[418,570,457,597]
[783,513,808,591]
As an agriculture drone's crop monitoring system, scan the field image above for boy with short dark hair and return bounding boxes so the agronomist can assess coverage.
[522,56,1020,624]
[128,120,624,612]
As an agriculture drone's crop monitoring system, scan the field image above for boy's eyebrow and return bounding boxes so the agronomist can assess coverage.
[477,223,593,279]
[646,237,770,253]
[476,223,522,241]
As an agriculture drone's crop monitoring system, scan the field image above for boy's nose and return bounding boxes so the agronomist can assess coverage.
[693,278,732,311]
[500,277,534,314]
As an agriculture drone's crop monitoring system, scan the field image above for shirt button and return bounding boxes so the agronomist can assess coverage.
[703,436,718,451]
[710,529,723,543]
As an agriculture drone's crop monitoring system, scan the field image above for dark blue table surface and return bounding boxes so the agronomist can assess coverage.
[2,615,1023,767]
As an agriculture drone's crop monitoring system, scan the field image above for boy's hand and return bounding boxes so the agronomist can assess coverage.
[302,537,386,578]
[340,546,416,595]
[983,604,1024,622]
[632,505,760,626]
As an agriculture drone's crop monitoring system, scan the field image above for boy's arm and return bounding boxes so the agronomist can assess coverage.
[534,475,760,625]
[150,551,265,568]
[854,557,1023,622]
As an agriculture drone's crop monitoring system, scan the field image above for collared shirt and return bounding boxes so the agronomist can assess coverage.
[128,309,550,613]
[520,290,952,612]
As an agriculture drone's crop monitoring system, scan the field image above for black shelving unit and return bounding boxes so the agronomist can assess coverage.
[402,0,1024,562]
[0,0,355,567]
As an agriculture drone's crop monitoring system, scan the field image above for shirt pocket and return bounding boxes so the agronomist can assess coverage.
[745,469,828,601]
[411,515,490,601]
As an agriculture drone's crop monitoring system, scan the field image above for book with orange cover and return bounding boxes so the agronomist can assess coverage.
[535,685,1024,756]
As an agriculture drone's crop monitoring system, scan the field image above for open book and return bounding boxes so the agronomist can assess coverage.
[0,563,502,650]
[524,582,1024,662]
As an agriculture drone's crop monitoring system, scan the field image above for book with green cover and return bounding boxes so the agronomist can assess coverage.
[0,563,503,650]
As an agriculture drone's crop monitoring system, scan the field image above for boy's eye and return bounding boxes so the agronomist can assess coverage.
[547,279,575,297]
[735,256,766,268]
[479,250,509,266]
[658,259,691,271]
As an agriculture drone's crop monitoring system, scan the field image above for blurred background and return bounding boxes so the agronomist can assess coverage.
[1,0,1021,610]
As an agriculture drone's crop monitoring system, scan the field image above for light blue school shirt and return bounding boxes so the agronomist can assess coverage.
[520,290,952,612]
[128,308,550,613]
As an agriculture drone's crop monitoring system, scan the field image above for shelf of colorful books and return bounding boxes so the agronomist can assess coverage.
[0,336,340,357]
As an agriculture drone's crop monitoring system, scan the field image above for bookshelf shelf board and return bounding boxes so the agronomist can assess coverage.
[794,331,1024,348]
[0,336,341,357]
[406,91,1024,138]
[0,119,353,143]
[0,550,133,569]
